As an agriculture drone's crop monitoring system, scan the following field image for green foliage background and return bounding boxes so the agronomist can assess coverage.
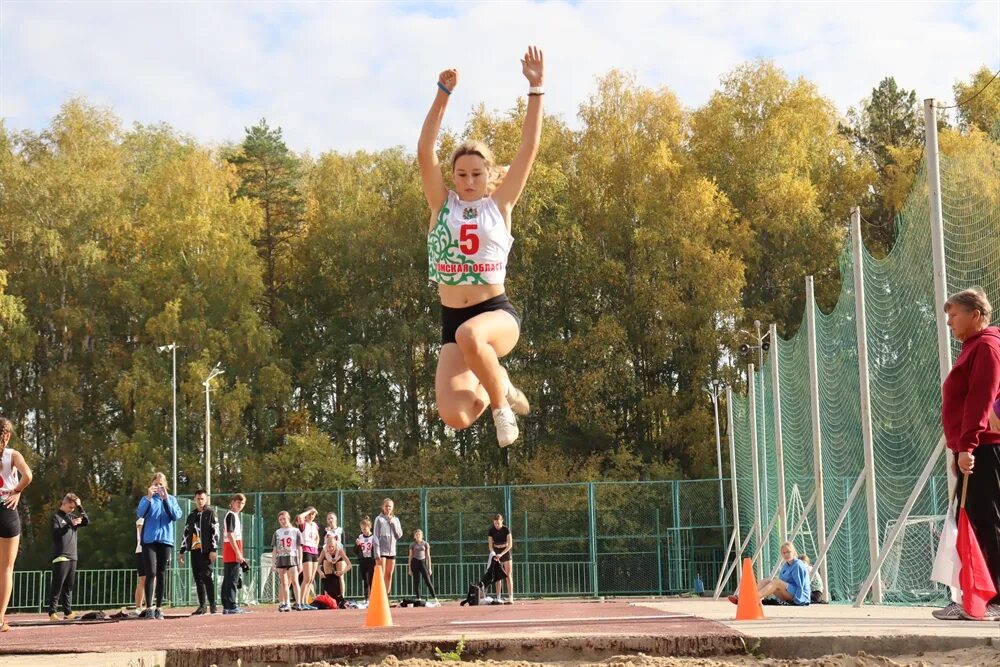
[1,62,995,569]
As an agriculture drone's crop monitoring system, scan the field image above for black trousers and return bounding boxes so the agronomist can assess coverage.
[47,559,76,615]
[359,557,375,600]
[411,559,436,599]
[221,562,240,610]
[322,572,344,604]
[142,543,171,608]
[960,447,1000,604]
[190,550,215,609]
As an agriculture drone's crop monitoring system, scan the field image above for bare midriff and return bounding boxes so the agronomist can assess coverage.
[438,283,505,308]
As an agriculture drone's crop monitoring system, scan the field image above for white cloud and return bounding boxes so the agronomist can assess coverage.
[1,0,997,153]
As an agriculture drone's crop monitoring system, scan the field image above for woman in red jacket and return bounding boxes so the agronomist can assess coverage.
[933,287,1000,621]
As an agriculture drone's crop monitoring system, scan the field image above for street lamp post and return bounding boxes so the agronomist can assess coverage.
[740,323,772,553]
[203,364,225,496]
[706,381,727,560]
[157,343,178,493]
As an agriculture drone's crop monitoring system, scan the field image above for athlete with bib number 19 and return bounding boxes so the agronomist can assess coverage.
[418,46,544,448]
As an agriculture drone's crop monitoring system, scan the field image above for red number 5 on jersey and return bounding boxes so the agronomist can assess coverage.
[459,224,480,255]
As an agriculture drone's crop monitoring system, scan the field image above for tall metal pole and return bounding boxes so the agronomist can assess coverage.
[171,344,177,493]
[202,365,224,497]
[204,380,212,496]
[769,324,787,542]
[923,99,951,385]
[805,276,829,600]
[726,385,741,585]
[747,363,763,579]
[755,321,769,535]
[710,386,727,562]
[851,207,882,603]
[924,97,958,604]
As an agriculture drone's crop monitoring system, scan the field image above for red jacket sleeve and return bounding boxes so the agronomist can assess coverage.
[958,343,1000,453]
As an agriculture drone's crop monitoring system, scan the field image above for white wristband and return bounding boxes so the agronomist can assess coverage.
[528,85,544,95]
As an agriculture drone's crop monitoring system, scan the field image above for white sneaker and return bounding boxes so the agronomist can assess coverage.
[505,381,530,416]
[492,406,519,447]
[426,599,441,608]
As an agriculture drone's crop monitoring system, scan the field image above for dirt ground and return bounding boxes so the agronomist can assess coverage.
[294,647,1000,667]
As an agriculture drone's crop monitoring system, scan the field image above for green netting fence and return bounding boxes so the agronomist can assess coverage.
[727,126,1000,605]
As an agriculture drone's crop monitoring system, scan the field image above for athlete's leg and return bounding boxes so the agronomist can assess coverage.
[0,535,19,627]
[435,344,489,430]
[453,311,519,409]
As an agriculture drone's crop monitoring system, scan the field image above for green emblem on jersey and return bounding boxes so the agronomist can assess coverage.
[428,203,487,285]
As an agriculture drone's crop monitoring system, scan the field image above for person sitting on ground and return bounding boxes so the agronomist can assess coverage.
[799,553,825,604]
[729,541,810,606]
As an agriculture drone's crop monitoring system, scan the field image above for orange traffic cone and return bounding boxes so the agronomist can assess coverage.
[364,563,393,628]
[734,558,765,621]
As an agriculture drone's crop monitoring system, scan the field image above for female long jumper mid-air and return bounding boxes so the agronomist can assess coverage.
[418,46,544,447]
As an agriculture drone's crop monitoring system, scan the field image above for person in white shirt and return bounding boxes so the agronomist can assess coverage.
[373,499,403,594]
[418,46,545,448]
[0,418,33,633]
[272,511,303,612]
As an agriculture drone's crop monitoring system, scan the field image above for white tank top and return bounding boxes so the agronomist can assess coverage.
[224,511,242,541]
[428,192,513,285]
[300,521,320,548]
[0,449,18,496]
[273,527,301,558]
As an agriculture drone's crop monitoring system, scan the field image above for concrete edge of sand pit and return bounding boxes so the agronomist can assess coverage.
[753,633,1000,660]
[163,633,1000,667]
[162,634,749,667]
[0,651,167,667]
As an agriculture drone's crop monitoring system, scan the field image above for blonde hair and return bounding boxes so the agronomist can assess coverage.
[945,287,992,325]
[450,140,506,195]
[151,472,167,486]
[278,510,290,520]
[0,418,12,451]
[780,541,798,558]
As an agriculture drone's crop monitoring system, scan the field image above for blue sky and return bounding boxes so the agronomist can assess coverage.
[1,1,998,153]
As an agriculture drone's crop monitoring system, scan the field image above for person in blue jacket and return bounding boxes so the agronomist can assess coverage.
[136,472,183,619]
[729,541,811,606]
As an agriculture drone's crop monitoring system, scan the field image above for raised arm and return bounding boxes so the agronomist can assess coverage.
[492,46,544,215]
[418,69,457,214]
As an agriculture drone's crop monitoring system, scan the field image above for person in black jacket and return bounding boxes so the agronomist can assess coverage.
[47,493,88,621]
[178,489,219,615]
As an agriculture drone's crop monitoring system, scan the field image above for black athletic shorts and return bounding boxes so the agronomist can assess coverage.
[441,294,521,345]
[494,549,511,563]
[301,551,318,563]
[0,504,20,539]
[135,552,147,576]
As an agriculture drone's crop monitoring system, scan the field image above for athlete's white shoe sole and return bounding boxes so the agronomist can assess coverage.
[493,406,519,448]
